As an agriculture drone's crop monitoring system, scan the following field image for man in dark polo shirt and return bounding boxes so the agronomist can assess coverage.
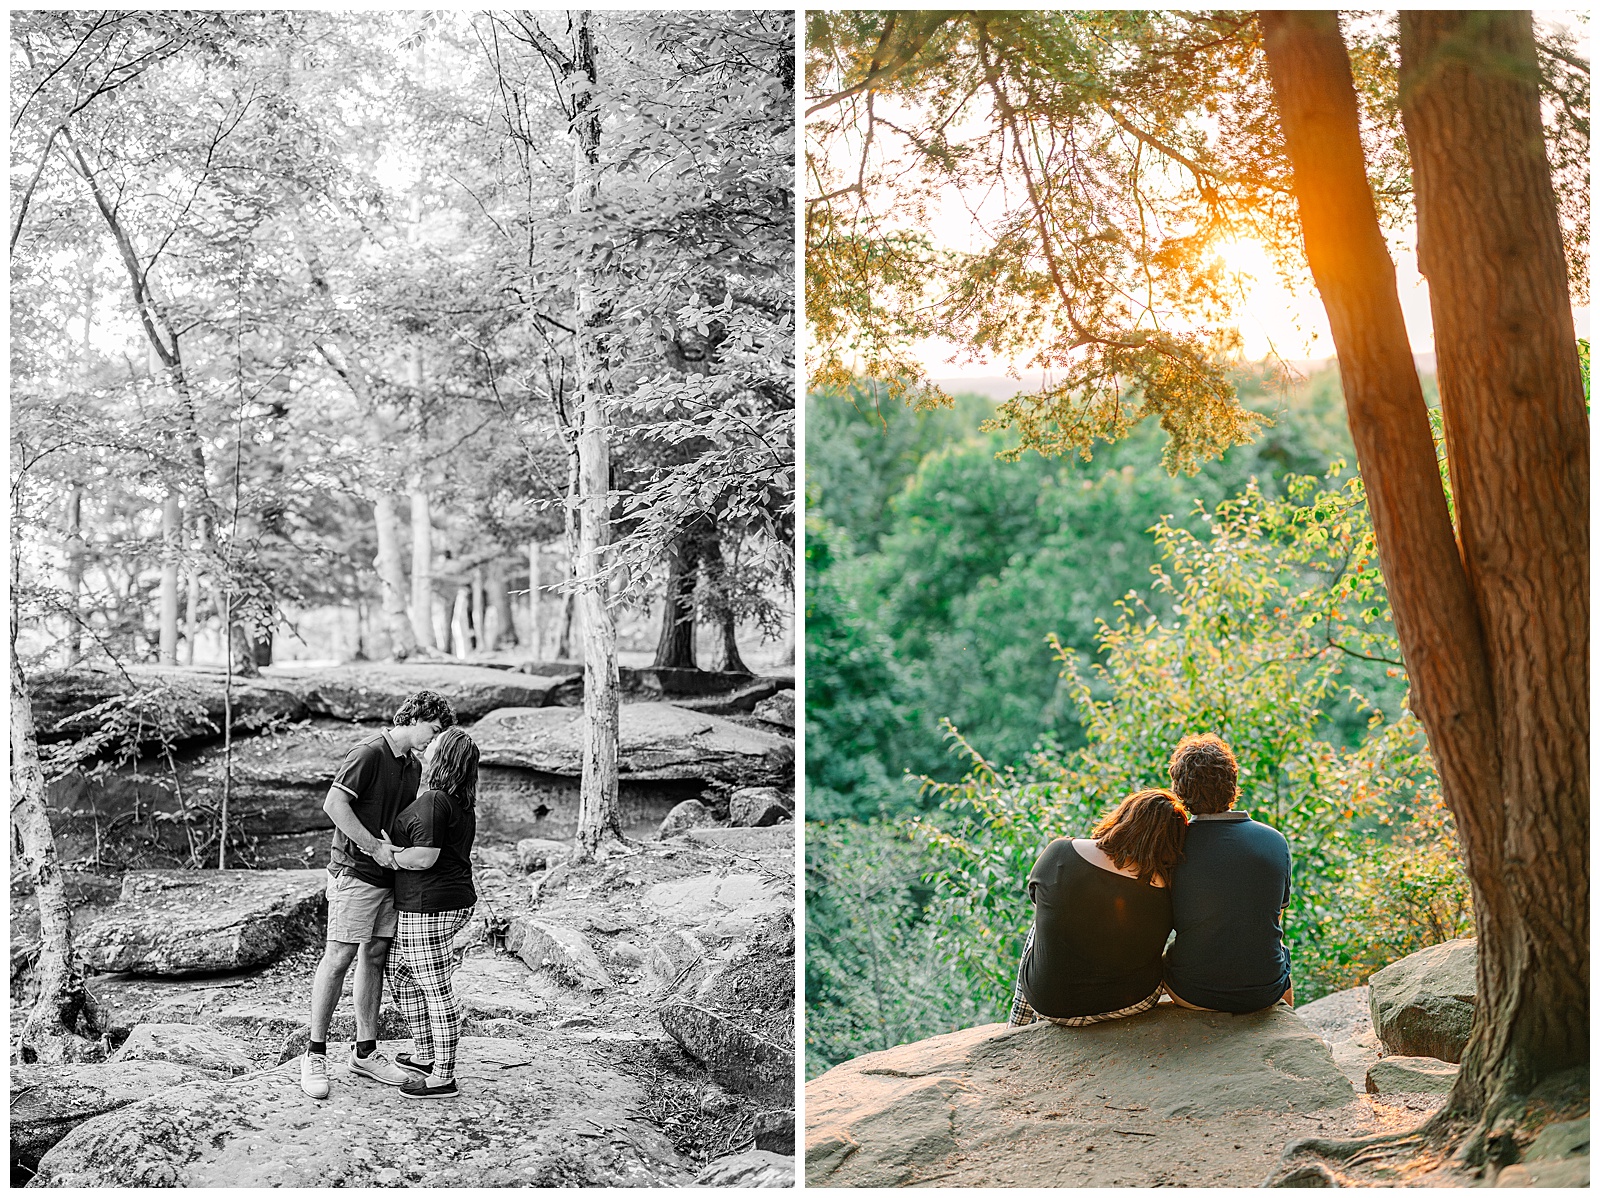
[300,690,456,1099]
[1162,733,1294,1013]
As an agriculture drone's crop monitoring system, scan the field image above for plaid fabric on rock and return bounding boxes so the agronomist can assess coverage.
[1007,924,1164,1027]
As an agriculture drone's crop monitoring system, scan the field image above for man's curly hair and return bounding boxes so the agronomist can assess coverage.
[1167,733,1238,815]
[392,690,457,730]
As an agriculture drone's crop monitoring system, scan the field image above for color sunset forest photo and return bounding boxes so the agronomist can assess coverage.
[803,9,1588,1189]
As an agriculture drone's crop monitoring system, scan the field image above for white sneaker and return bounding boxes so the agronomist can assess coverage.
[300,1051,330,1099]
[348,1046,411,1086]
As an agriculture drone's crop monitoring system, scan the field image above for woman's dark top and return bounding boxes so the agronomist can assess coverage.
[390,787,476,914]
[1019,838,1173,1018]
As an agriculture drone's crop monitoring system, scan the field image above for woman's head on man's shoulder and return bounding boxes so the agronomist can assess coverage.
[1167,732,1238,815]
[1092,787,1188,884]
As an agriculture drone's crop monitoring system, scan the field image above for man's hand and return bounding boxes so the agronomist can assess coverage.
[377,830,402,869]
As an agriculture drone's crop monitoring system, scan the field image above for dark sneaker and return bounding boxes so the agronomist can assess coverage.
[300,1051,331,1099]
[348,1046,410,1086]
[395,1052,432,1074]
[400,1074,458,1100]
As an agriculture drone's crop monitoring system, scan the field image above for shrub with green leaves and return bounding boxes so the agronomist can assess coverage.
[916,467,1470,1007]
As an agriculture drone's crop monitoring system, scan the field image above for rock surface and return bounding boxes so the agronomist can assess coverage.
[656,799,720,839]
[76,870,327,976]
[728,787,792,828]
[471,703,793,786]
[1293,985,1381,1089]
[514,837,572,872]
[696,1149,796,1187]
[1368,938,1476,1063]
[11,1060,217,1174]
[1365,1055,1459,1095]
[27,666,307,745]
[108,1023,253,1076]
[505,917,614,992]
[750,691,794,730]
[30,1037,693,1187]
[806,1006,1356,1188]
[269,662,567,723]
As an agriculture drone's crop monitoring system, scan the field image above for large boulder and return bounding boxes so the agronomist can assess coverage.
[658,1003,793,1104]
[728,787,792,828]
[268,663,567,723]
[656,799,719,839]
[1294,985,1381,1089]
[76,869,327,976]
[11,1060,216,1175]
[545,667,776,708]
[696,1149,795,1187]
[805,1007,1356,1188]
[108,1024,254,1077]
[669,677,794,717]
[750,690,795,731]
[504,917,613,992]
[29,1037,693,1187]
[1365,1056,1459,1096]
[187,720,376,829]
[471,703,794,786]
[27,666,307,745]
[1368,938,1476,1063]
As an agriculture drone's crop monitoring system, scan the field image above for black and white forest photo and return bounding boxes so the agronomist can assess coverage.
[10,9,796,1187]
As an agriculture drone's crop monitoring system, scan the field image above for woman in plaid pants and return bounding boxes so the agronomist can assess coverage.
[382,726,480,1099]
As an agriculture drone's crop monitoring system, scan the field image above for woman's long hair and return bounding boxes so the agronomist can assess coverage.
[422,726,479,811]
[1091,788,1188,884]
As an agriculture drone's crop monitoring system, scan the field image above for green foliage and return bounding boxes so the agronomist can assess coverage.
[915,469,1469,1009]
[805,820,988,1078]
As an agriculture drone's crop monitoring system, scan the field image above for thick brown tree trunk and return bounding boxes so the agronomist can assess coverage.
[1397,8,1588,1128]
[652,530,700,669]
[1260,7,1587,1169]
[700,534,750,673]
[372,494,418,660]
[569,12,623,861]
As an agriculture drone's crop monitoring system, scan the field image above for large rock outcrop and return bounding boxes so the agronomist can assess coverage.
[806,1006,1355,1188]
[11,1060,217,1175]
[29,1037,693,1187]
[269,663,569,723]
[1368,938,1476,1063]
[76,870,326,976]
[27,666,307,745]
[1293,985,1381,1089]
[471,704,793,787]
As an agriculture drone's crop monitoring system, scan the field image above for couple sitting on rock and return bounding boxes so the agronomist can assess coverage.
[1009,733,1293,1027]
[298,690,482,1102]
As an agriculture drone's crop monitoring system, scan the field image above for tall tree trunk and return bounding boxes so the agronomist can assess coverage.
[569,12,623,860]
[182,513,205,666]
[652,530,700,668]
[450,585,471,659]
[408,484,435,651]
[158,491,181,664]
[486,558,516,651]
[527,541,543,658]
[12,556,102,1060]
[558,445,580,660]
[700,533,750,674]
[472,566,487,654]
[1260,8,1587,1166]
[1397,9,1588,1132]
[62,486,85,666]
[372,494,417,660]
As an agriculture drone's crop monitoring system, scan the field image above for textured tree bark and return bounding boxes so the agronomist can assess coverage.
[700,534,751,674]
[11,649,101,1060]
[1260,7,1588,1161]
[569,12,624,861]
[486,558,516,651]
[1397,9,1589,1130]
[652,530,700,669]
[372,494,417,659]
[408,484,436,651]
[472,566,488,654]
[182,514,203,666]
[158,494,181,665]
[558,448,580,661]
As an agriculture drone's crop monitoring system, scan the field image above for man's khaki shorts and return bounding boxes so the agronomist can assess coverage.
[325,869,397,943]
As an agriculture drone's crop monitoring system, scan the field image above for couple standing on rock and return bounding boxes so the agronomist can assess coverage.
[299,690,482,1102]
[1009,733,1294,1027]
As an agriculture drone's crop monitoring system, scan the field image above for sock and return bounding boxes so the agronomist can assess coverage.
[309,1040,327,1056]
[356,1039,377,1058]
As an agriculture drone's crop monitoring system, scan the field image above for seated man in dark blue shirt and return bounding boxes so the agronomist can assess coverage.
[1162,733,1294,1013]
